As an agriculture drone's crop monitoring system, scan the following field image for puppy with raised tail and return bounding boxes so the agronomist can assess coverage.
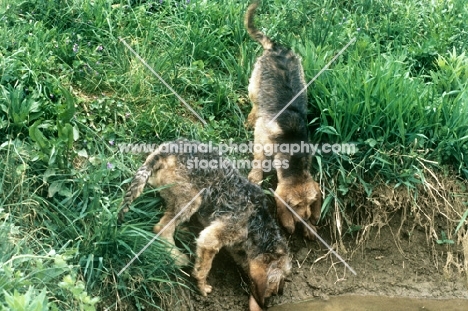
[245,1,322,240]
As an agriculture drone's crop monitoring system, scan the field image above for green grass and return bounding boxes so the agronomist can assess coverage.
[1,0,468,309]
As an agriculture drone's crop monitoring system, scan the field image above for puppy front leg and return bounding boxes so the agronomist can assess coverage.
[193,248,217,296]
[303,187,322,240]
[302,218,318,240]
[192,221,226,296]
[248,145,265,184]
[276,199,296,235]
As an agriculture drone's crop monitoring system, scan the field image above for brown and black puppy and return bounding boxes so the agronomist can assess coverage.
[245,1,322,239]
[119,140,291,310]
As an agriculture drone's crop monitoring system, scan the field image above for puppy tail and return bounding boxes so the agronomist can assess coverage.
[118,152,161,222]
[244,1,274,50]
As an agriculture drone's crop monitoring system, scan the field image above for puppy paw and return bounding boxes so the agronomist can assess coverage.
[153,223,163,234]
[303,224,317,240]
[302,221,317,240]
[278,211,296,235]
[248,169,263,184]
[170,249,190,267]
[198,283,213,296]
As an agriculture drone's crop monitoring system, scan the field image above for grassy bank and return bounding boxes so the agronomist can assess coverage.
[1,0,468,309]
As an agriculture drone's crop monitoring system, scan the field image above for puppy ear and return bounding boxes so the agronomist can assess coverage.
[287,195,302,208]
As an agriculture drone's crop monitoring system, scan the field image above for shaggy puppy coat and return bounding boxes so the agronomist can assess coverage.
[119,140,291,310]
[245,1,322,239]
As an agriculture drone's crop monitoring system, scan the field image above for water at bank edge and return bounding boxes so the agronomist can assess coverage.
[269,295,468,311]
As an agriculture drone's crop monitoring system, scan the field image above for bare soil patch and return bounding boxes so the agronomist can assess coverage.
[185,217,467,310]
[108,174,468,310]
[186,175,468,310]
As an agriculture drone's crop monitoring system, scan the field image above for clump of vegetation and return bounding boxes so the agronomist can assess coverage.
[1,0,467,309]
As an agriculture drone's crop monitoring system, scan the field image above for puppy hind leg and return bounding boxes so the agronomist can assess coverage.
[154,195,202,266]
[246,62,261,129]
[246,103,259,128]
[153,212,190,266]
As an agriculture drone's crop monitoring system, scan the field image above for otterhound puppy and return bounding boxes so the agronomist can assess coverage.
[119,140,291,311]
[245,1,322,240]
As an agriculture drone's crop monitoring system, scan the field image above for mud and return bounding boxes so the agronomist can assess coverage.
[187,214,468,310]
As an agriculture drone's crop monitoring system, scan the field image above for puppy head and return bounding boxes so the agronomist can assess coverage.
[275,180,321,234]
[248,251,291,310]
